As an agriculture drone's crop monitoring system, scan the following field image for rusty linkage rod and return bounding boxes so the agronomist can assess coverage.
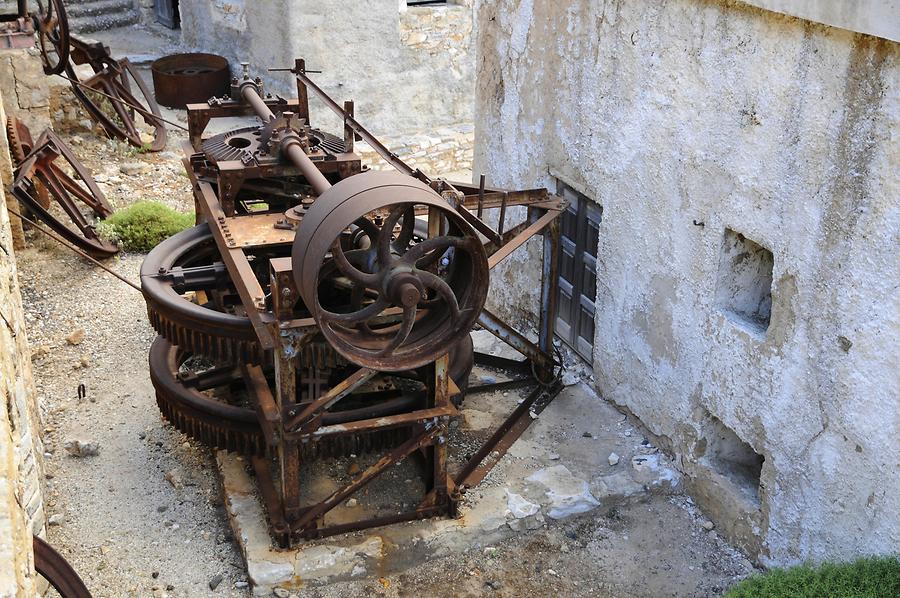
[5,206,144,294]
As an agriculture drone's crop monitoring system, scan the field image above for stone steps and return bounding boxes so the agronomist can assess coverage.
[67,0,139,33]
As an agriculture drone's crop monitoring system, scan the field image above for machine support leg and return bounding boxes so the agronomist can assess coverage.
[432,353,450,503]
[275,345,301,521]
[539,214,561,365]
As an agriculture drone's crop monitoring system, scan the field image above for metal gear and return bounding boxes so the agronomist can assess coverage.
[149,335,473,458]
[6,116,34,166]
[141,224,274,364]
[5,116,50,210]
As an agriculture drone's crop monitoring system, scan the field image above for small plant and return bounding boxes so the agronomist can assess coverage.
[98,201,194,252]
[126,142,154,155]
[725,556,900,598]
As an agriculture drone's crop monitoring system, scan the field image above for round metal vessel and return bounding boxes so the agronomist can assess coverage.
[151,53,230,108]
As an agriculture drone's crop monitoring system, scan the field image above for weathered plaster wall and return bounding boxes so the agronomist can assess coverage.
[474,0,899,565]
[178,0,475,175]
[0,47,67,250]
[0,77,44,597]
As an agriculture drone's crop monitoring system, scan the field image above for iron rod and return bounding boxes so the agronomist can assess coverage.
[240,84,332,195]
[54,73,190,132]
[5,206,144,294]
[477,173,485,218]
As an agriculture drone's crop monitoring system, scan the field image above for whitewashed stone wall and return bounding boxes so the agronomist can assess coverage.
[357,126,474,177]
[473,0,899,566]
[177,0,475,176]
[0,76,44,598]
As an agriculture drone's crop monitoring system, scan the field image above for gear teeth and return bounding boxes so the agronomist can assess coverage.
[145,302,268,364]
[5,116,33,167]
[150,336,392,460]
[146,299,347,368]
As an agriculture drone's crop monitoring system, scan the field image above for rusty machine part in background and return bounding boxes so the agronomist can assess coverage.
[33,0,69,75]
[24,2,168,151]
[11,125,118,257]
[139,59,565,547]
[33,535,92,598]
[5,116,50,209]
[151,53,230,109]
[0,12,35,51]
[6,115,35,166]
[0,0,72,70]
[65,36,168,151]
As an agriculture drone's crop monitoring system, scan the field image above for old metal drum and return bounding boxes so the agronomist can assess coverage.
[151,53,230,108]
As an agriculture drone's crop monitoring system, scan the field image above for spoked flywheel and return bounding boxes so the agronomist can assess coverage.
[293,172,489,371]
[33,0,70,76]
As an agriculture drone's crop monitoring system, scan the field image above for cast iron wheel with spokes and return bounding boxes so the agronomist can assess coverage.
[293,172,489,371]
[33,0,70,76]
[11,128,117,257]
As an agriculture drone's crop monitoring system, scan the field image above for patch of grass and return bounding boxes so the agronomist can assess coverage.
[98,201,193,252]
[725,556,900,598]
[125,142,154,155]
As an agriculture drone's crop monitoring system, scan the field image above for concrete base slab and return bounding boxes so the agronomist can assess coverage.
[217,373,685,594]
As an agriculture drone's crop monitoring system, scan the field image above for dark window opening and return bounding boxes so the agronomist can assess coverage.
[699,414,764,505]
[554,180,601,363]
[155,0,181,29]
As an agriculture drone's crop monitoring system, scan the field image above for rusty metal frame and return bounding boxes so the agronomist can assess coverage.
[65,35,167,151]
[11,127,118,257]
[149,59,567,547]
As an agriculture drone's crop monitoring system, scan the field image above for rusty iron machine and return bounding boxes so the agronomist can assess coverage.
[141,61,566,546]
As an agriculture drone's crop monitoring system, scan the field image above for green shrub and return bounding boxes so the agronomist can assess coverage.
[725,556,900,598]
[98,201,194,252]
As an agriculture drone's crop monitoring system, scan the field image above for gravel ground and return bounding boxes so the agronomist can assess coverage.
[14,111,755,597]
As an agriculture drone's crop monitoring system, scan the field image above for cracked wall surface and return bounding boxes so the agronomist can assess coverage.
[0,62,44,597]
[473,0,899,566]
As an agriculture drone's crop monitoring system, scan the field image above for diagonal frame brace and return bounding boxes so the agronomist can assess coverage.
[292,425,442,531]
[282,366,377,432]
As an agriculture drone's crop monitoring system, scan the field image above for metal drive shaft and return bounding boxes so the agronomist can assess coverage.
[239,83,331,195]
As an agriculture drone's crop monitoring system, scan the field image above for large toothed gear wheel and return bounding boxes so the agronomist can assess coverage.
[141,224,280,364]
[6,116,34,166]
[6,117,50,210]
[149,335,474,457]
[293,172,489,371]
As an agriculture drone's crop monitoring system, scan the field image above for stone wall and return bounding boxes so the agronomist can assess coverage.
[473,0,899,566]
[0,66,44,597]
[0,47,65,250]
[177,0,475,176]
[357,126,474,177]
